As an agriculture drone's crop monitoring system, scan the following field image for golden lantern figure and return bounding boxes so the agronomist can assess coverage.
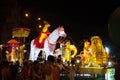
[64,40,77,63]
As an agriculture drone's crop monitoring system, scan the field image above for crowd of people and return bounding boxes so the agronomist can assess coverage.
[0,53,119,80]
[0,55,78,80]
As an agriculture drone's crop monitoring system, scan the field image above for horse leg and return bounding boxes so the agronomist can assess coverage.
[29,51,34,61]
[44,40,55,60]
[34,49,41,61]
[29,40,36,61]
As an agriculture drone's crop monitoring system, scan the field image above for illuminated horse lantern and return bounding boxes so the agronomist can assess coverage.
[29,26,67,61]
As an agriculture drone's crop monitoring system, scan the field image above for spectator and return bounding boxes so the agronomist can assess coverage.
[43,55,60,80]
[1,61,12,80]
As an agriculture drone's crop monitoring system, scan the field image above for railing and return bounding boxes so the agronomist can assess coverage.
[60,68,105,80]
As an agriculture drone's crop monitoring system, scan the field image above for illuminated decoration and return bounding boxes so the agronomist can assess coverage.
[89,36,107,67]
[105,68,115,80]
[29,26,67,61]
[105,57,115,80]
[34,21,51,49]
[54,40,77,63]
[79,40,92,66]
[19,45,25,65]
[78,36,108,67]
[12,28,30,38]
[6,38,20,62]
[39,21,50,44]
[64,40,77,62]
[12,28,30,64]
[54,41,66,59]
[7,38,20,46]
[91,36,108,66]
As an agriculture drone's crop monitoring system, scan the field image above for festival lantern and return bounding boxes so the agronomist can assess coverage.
[7,38,20,47]
[64,40,77,63]
[12,28,30,64]
[6,38,20,62]
[12,28,30,43]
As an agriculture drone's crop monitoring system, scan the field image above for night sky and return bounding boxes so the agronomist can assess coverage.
[0,0,120,54]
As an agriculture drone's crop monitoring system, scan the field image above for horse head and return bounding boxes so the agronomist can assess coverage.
[58,26,67,38]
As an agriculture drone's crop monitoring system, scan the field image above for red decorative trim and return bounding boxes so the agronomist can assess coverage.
[12,28,30,31]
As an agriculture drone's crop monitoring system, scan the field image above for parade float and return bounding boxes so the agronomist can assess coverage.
[75,35,109,79]
[27,21,112,78]
[29,21,67,61]
[29,22,51,61]
[6,38,20,62]
[79,36,108,67]
[64,40,77,62]
[54,40,77,64]
[12,28,30,64]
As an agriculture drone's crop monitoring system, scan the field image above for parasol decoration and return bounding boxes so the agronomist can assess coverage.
[6,39,20,47]
[12,28,30,37]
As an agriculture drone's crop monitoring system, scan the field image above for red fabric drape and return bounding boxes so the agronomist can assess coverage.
[33,30,50,48]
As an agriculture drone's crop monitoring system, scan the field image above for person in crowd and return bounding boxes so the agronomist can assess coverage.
[42,55,60,80]
[1,61,12,80]
[20,60,31,80]
[30,60,43,80]
[56,55,69,72]
[68,63,77,80]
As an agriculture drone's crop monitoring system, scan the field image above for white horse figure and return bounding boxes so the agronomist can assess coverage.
[29,26,67,61]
